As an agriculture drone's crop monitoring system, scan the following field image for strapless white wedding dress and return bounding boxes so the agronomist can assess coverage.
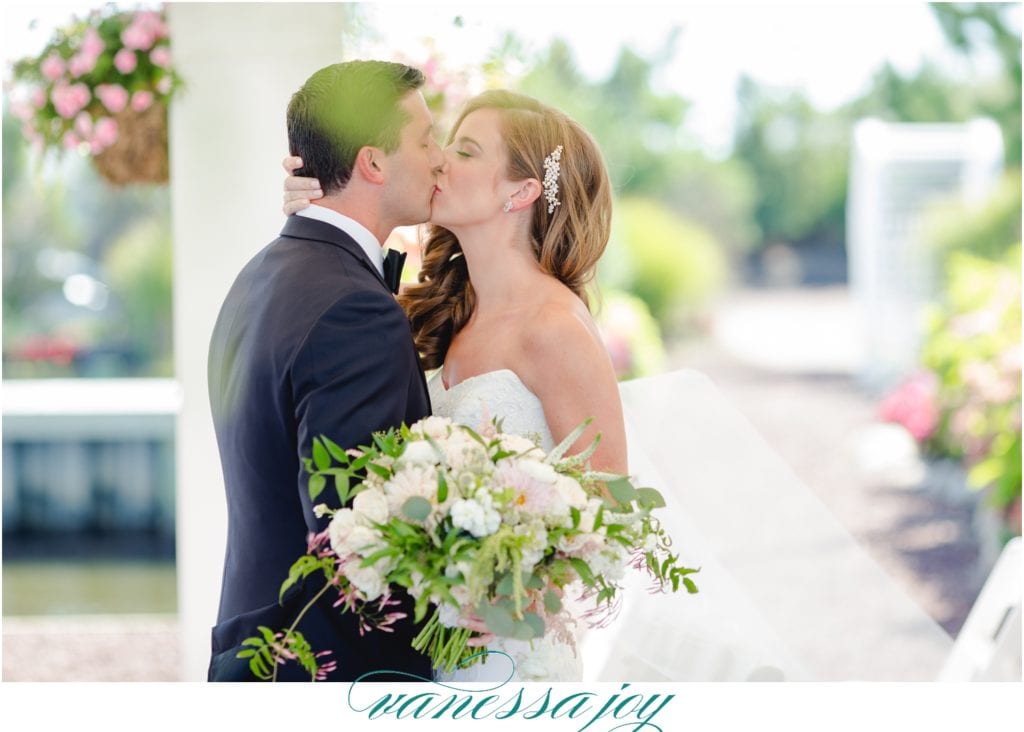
[427,368,956,683]
[427,368,584,682]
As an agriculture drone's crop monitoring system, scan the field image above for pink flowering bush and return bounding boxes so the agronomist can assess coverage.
[882,245,1022,531]
[9,6,181,183]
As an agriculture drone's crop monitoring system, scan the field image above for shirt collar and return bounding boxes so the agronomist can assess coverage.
[295,205,383,276]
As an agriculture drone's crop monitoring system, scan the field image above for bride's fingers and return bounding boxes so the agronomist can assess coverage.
[456,616,490,634]
[281,155,303,174]
[284,176,322,193]
[466,633,494,648]
[282,186,322,215]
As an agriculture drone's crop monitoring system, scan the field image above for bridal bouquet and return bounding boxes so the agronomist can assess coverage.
[239,416,698,681]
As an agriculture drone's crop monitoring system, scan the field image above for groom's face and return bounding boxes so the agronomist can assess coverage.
[379,91,443,227]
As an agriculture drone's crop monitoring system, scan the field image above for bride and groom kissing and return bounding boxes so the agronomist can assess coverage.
[207,59,625,682]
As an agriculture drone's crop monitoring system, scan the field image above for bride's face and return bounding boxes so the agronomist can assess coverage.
[430,108,514,230]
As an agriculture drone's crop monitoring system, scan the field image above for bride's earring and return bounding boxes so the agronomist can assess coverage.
[502,199,513,213]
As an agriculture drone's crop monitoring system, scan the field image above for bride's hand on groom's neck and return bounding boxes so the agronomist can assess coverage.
[282,155,323,215]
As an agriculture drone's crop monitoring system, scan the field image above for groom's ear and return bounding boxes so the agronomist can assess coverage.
[355,146,386,185]
[509,179,542,210]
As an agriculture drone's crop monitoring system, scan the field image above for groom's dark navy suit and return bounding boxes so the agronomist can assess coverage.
[207,214,431,681]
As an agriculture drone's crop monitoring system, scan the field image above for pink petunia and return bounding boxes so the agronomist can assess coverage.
[121,21,156,51]
[92,116,119,150]
[40,53,65,81]
[68,52,97,78]
[131,90,154,112]
[149,46,172,69]
[74,112,92,139]
[114,48,137,74]
[95,83,129,114]
[51,82,91,119]
[80,27,105,59]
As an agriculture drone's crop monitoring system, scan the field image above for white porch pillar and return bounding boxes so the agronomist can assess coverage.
[168,2,349,681]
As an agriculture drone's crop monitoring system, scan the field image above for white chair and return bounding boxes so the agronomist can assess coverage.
[939,536,1022,681]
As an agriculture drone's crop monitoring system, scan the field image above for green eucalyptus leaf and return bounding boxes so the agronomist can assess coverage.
[402,496,432,522]
[480,602,516,637]
[543,590,562,614]
[635,487,667,508]
[607,478,638,505]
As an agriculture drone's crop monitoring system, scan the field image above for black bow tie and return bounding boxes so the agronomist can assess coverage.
[382,248,406,294]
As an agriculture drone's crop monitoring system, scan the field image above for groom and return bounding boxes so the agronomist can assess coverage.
[207,60,443,681]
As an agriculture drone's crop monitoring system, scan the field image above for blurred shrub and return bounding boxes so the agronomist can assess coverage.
[102,214,174,375]
[921,244,1021,515]
[924,172,1022,265]
[594,289,667,381]
[602,197,728,333]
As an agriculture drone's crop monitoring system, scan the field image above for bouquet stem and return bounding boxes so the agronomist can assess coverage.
[411,609,478,674]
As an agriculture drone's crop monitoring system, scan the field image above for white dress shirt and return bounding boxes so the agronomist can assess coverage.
[295,205,384,277]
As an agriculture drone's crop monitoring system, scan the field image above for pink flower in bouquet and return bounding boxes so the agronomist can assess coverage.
[40,53,65,81]
[149,46,172,69]
[62,130,81,150]
[131,90,154,112]
[68,52,97,78]
[121,18,157,51]
[114,48,137,74]
[93,117,118,149]
[51,82,91,119]
[95,83,129,114]
[878,371,940,442]
[73,112,92,139]
[31,88,47,109]
[156,76,172,95]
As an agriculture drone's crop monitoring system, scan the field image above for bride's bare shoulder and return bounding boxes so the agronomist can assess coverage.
[515,294,606,379]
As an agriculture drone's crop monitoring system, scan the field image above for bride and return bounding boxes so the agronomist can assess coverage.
[283,90,959,684]
[286,89,624,682]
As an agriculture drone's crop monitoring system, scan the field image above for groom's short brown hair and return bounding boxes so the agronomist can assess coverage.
[287,60,425,194]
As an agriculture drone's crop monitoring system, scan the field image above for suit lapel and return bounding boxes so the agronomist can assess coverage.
[279,216,390,293]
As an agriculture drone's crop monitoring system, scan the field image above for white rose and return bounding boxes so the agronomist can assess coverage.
[345,563,386,601]
[500,433,541,456]
[328,509,358,555]
[554,475,588,510]
[412,415,453,441]
[399,440,440,466]
[352,487,389,525]
[335,524,382,558]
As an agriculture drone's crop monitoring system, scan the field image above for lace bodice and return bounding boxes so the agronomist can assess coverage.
[428,369,555,452]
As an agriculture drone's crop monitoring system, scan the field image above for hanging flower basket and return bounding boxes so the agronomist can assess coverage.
[9,6,181,186]
[92,100,169,184]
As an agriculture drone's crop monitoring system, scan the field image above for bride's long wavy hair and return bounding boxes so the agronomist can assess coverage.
[400,90,612,370]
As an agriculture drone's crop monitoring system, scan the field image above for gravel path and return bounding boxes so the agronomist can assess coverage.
[669,286,986,636]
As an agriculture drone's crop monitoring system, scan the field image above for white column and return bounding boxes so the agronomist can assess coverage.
[168,2,349,681]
